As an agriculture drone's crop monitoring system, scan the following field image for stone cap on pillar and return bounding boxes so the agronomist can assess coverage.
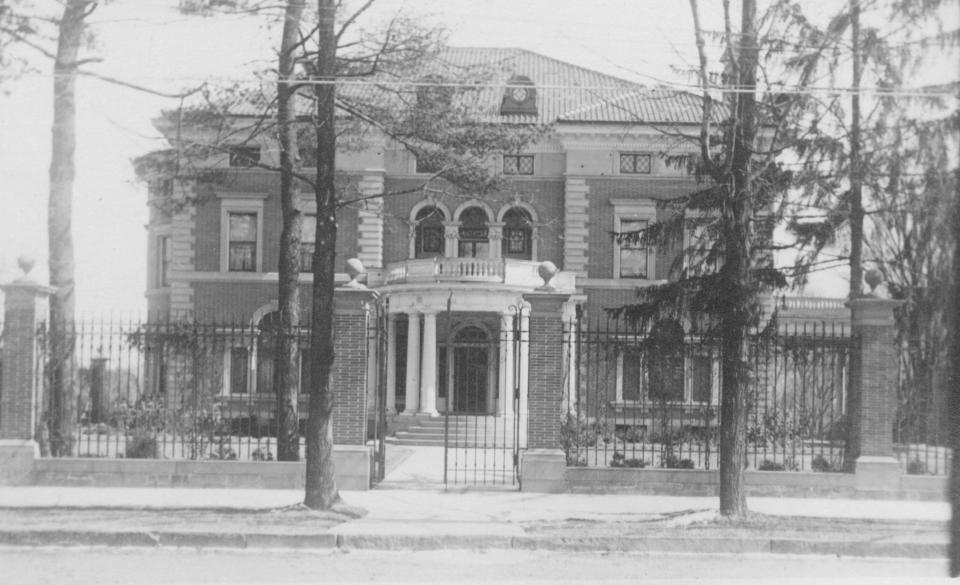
[2,257,56,312]
[846,269,903,326]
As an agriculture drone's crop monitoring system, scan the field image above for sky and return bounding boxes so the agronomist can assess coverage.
[0,0,951,316]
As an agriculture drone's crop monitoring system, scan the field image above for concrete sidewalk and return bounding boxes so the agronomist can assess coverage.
[0,485,949,558]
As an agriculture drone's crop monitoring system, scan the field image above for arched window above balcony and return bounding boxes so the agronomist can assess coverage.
[501,207,534,260]
[413,205,446,259]
[458,206,489,258]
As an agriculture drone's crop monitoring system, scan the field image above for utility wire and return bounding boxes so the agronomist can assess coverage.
[16,71,960,98]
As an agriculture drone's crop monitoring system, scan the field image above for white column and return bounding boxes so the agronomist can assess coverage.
[419,311,439,416]
[499,312,515,416]
[518,304,530,438]
[386,313,398,413]
[488,223,504,259]
[443,223,459,258]
[403,312,421,414]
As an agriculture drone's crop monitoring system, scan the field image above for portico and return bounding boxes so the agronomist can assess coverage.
[370,256,575,420]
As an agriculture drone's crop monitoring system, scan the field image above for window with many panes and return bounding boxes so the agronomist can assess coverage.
[414,206,445,258]
[228,146,260,168]
[503,154,534,175]
[501,207,533,260]
[228,212,258,271]
[415,154,442,174]
[300,214,316,271]
[619,153,651,174]
[458,207,489,258]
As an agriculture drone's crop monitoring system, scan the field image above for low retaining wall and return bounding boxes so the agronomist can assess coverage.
[29,445,372,491]
[561,466,948,500]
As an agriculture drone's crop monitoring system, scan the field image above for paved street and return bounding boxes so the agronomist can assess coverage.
[1,548,952,584]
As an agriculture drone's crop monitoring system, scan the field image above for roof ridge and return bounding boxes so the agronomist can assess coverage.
[443,46,645,89]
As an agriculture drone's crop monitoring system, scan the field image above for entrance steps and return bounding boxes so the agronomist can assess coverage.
[386,415,521,447]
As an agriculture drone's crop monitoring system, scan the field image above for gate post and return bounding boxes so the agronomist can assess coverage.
[520,291,570,492]
[1,259,55,484]
[847,291,903,489]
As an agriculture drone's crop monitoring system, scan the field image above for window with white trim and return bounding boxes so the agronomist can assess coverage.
[219,196,265,272]
[228,212,258,271]
[611,199,657,280]
[300,214,316,271]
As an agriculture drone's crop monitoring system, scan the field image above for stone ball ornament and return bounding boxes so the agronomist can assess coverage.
[344,258,367,288]
[864,267,883,292]
[17,256,35,277]
[537,261,558,289]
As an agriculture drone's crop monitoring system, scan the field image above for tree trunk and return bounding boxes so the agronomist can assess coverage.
[47,0,90,458]
[304,0,339,510]
[843,0,864,471]
[718,0,759,518]
[948,174,960,577]
[274,0,307,463]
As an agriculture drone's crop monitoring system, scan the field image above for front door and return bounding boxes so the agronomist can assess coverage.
[454,345,488,413]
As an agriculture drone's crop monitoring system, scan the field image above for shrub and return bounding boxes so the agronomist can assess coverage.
[251,448,274,462]
[757,459,786,471]
[906,458,928,475]
[610,451,646,468]
[662,454,695,469]
[615,425,645,443]
[209,442,237,460]
[125,434,158,459]
[811,454,842,473]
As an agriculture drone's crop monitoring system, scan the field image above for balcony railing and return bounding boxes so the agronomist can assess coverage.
[383,257,572,289]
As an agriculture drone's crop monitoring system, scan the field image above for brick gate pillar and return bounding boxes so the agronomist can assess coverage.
[1,260,55,484]
[520,291,570,492]
[847,294,903,489]
[332,283,378,446]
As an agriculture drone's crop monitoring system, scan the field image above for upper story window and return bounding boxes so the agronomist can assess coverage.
[611,198,656,280]
[156,235,171,287]
[228,212,258,271]
[619,153,652,174]
[502,207,533,260]
[458,207,489,259]
[228,146,260,168]
[300,214,316,271]
[617,218,651,279]
[503,154,534,175]
[415,153,442,174]
[414,206,445,258]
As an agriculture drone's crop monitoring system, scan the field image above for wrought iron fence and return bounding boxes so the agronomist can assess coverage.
[893,339,951,475]
[562,315,851,472]
[38,318,314,461]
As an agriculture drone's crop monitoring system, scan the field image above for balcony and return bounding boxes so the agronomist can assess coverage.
[379,257,574,291]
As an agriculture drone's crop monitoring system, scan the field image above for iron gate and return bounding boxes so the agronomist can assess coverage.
[441,301,524,488]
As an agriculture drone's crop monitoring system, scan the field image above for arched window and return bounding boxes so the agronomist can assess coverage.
[502,207,533,260]
[414,206,445,258]
[458,207,489,258]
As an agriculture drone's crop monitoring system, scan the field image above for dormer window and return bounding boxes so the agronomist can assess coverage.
[500,75,537,116]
